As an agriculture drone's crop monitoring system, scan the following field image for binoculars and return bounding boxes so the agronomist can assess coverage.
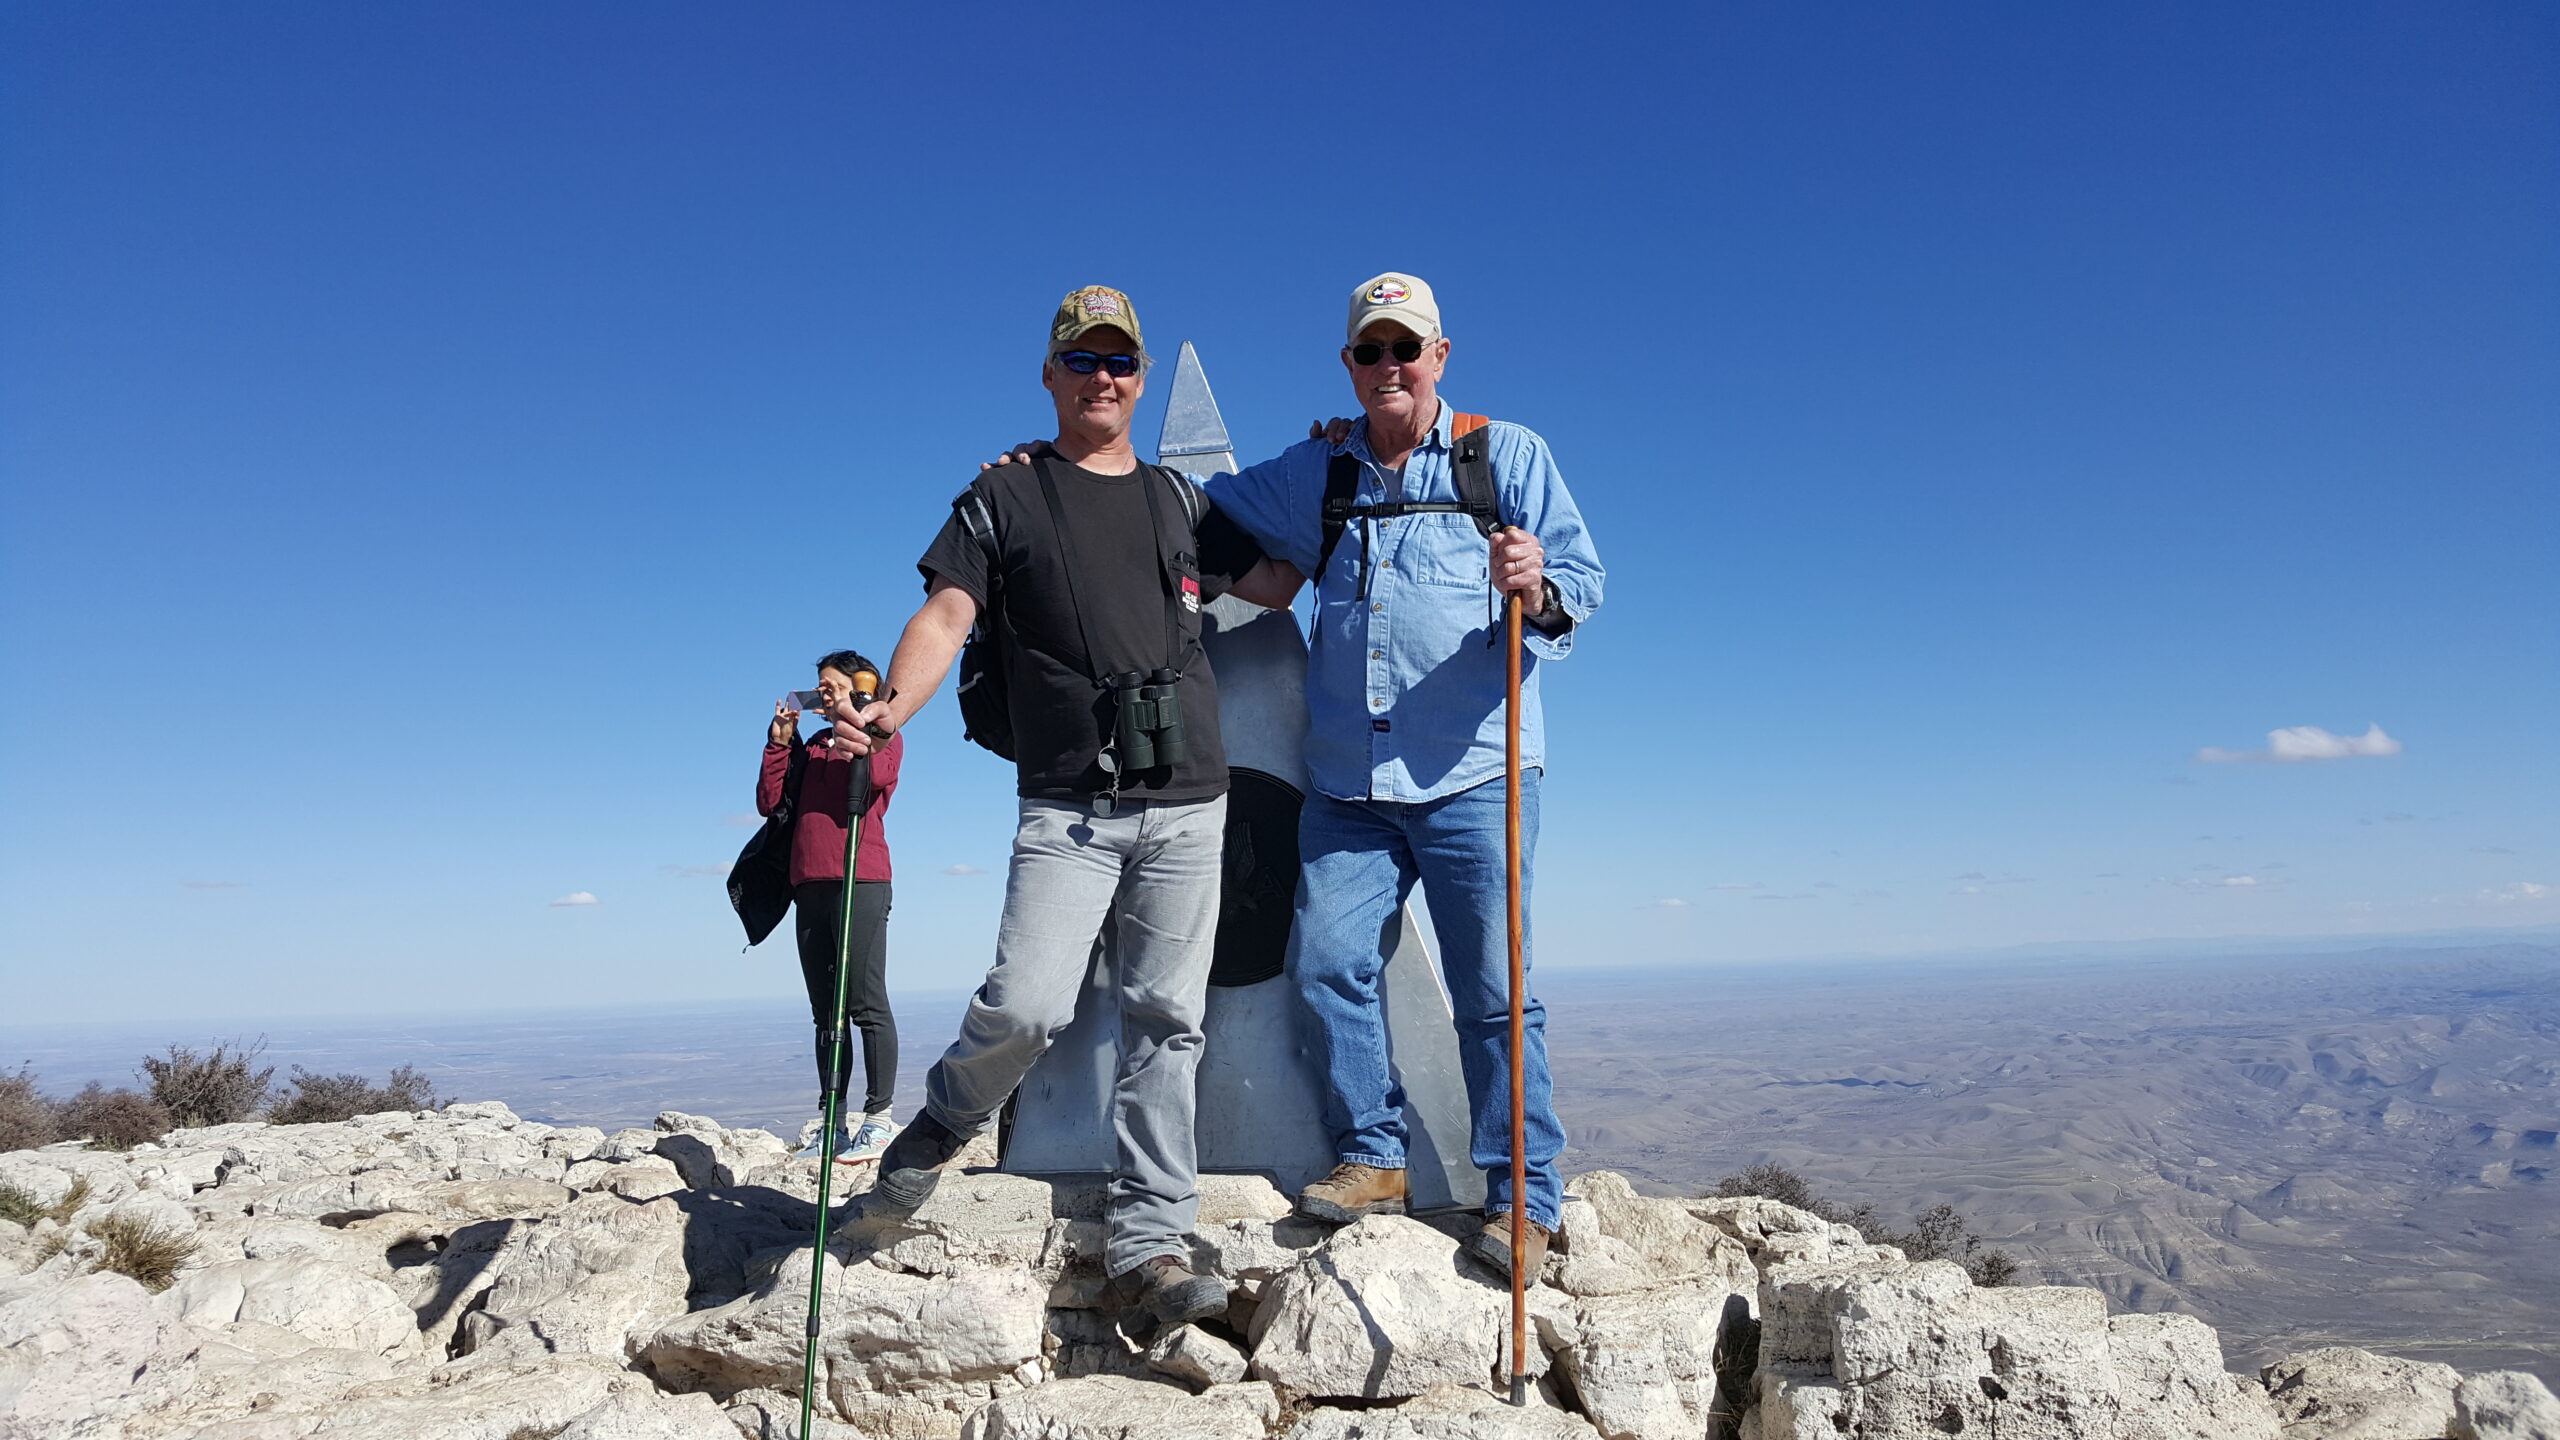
[1107,668,1188,773]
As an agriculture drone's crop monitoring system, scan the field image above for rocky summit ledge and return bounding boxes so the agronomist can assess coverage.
[2,1102,2554,1440]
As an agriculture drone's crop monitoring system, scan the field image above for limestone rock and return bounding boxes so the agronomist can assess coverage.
[1288,1383,1606,1439]
[457,1190,692,1361]
[164,1256,422,1357]
[1146,1324,1247,1388]
[1565,1172,1758,1293]
[2262,1346,2461,1440]
[725,1386,874,1439]
[654,1112,793,1189]
[1188,1214,1330,1303]
[599,1126,667,1161]
[544,1125,609,1162]
[1753,1259,2123,1439]
[554,1385,742,1439]
[2108,1312,2281,1440]
[1687,1194,1896,1269]
[2455,1371,2560,1440]
[273,1352,621,1438]
[1195,1173,1293,1223]
[643,1243,1050,1437]
[0,1270,198,1438]
[1250,1214,1507,1401]
[1557,1280,1744,1440]
[959,1374,1279,1440]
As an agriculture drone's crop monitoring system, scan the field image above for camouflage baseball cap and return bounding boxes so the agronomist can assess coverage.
[1050,285,1145,353]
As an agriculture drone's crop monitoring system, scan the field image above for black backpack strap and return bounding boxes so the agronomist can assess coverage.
[1156,464,1205,531]
[1315,449,1362,582]
[953,482,1001,585]
[1448,415,1504,536]
[779,734,809,825]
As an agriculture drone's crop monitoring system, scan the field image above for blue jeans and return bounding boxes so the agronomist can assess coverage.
[1289,771,1564,1229]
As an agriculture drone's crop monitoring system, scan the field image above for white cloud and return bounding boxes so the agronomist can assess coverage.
[2198,724,2402,764]
[662,863,730,878]
[1707,881,1762,892]
[943,863,987,877]
[2482,882,2550,905]
[2167,873,2264,893]
[549,892,600,907]
[723,813,763,828]
[1646,897,1691,909]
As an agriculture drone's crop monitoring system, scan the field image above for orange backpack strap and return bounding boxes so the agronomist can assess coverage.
[1453,412,1491,438]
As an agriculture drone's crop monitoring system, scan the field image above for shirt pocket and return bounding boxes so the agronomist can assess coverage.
[1404,514,1490,590]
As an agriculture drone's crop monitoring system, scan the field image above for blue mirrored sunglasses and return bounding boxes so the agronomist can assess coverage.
[1055,350,1142,378]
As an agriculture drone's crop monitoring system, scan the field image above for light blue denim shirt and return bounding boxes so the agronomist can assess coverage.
[1199,401,1603,803]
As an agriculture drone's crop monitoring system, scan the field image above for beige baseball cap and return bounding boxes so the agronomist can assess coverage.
[1050,284,1145,353]
[1346,271,1441,343]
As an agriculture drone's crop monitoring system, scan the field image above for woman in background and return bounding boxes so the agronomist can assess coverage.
[759,649,902,1163]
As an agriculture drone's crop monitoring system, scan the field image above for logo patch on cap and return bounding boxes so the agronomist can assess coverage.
[1079,290,1124,317]
[1368,280,1410,305]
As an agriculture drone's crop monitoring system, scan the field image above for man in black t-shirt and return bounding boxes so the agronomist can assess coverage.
[823,285,1298,1328]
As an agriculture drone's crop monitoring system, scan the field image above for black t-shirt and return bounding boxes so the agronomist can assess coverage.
[919,448,1268,802]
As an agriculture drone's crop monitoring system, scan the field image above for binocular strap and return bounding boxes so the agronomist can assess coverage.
[1029,455,1191,811]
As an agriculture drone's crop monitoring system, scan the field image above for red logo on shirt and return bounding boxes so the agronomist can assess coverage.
[1180,576,1201,613]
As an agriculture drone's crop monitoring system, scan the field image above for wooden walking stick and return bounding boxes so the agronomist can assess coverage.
[1504,582,1529,1406]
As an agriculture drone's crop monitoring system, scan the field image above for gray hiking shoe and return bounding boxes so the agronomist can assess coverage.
[867,1110,971,1214]
[1102,1254,1229,1328]
[794,1120,851,1163]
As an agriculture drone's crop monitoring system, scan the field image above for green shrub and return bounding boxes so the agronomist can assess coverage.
[57,1084,172,1150]
[0,1066,60,1152]
[141,1039,275,1129]
[0,1180,42,1227]
[268,1064,438,1125]
[88,1210,196,1292]
[1709,1163,2019,1287]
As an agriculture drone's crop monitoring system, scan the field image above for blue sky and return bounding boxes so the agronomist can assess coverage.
[3,3,2553,1025]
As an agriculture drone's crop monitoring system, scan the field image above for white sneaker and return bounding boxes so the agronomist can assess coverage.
[841,1113,897,1164]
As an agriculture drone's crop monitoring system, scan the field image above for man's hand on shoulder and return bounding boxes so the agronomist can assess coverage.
[978,440,1044,472]
[1307,417,1356,446]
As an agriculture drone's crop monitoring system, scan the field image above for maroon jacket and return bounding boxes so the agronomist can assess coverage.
[758,730,900,885]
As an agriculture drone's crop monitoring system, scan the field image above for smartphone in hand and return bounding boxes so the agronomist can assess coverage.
[787,690,825,712]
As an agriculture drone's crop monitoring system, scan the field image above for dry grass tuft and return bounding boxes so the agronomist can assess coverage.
[0,1181,41,1228]
[88,1210,196,1291]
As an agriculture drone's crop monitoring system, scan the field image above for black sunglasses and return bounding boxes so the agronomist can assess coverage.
[1055,350,1142,378]
[1348,336,1429,366]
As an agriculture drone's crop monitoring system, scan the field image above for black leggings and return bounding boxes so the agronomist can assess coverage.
[792,879,896,1116]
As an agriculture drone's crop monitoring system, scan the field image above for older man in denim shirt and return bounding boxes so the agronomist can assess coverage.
[1202,271,1603,1277]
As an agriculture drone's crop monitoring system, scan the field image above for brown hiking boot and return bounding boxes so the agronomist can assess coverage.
[1295,1162,1408,1223]
[1467,1213,1552,1280]
[1101,1255,1229,1327]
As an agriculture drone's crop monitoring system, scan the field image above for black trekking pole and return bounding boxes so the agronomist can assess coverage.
[799,667,885,1440]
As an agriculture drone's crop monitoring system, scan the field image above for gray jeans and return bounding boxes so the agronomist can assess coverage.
[922,794,1226,1275]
